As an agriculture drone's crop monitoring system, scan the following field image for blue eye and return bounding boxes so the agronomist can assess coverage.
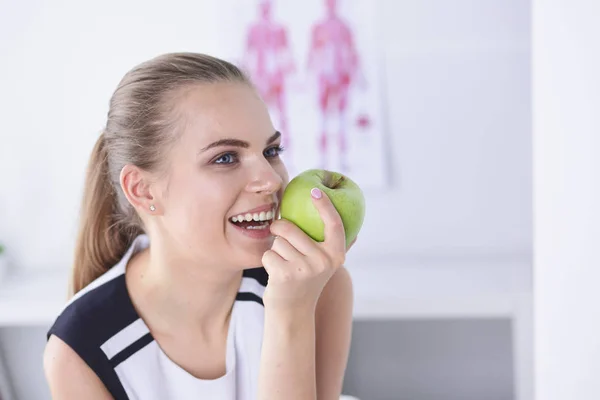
[264,145,285,158]
[214,152,238,164]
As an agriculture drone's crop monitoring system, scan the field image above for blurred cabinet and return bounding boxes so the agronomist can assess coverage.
[0,259,532,400]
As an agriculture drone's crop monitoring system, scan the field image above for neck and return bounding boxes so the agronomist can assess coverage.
[128,242,243,338]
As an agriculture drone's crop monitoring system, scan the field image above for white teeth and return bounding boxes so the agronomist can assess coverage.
[231,208,277,223]
[246,224,268,230]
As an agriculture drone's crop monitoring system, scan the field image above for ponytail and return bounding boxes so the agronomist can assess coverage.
[70,53,251,296]
[70,133,142,296]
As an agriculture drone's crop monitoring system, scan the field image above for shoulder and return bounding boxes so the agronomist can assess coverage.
[312,23,323,34]
[247,25,260,41]
[46,268,138,399]
[47,268,137,347]
[44,335,113,399]
[48,235,148,344]
[275,25,287,37]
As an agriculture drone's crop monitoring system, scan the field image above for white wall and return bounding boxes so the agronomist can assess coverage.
[372,0,531,261]
[0,0,531,271]
[0,0,221,269]
[533,1,600,399]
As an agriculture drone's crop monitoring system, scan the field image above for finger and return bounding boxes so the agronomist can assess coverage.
[271,236,304,261]
[270,219,319,256]
[310,188,346,255]
[261,249,287,277]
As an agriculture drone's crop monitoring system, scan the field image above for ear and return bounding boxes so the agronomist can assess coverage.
[120,164,162,216]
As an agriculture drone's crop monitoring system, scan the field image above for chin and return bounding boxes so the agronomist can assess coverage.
[238,239,274,269]
[238,254,267,269]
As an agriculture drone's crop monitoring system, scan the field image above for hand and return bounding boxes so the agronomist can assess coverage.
[262,188,354,313]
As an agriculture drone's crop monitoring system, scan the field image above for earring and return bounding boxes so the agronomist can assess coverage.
[149,205,156,212]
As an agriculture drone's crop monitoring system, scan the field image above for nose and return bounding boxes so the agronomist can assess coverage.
[246,159,283,195]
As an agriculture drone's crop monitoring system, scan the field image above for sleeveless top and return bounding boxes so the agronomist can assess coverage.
[47,234,268,400]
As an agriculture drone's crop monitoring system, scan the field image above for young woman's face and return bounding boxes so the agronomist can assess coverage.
[157,82,289,268]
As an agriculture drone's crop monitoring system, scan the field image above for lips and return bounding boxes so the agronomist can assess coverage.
[228,202,280,240]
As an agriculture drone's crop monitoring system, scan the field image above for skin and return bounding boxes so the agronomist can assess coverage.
[44,81,354,399]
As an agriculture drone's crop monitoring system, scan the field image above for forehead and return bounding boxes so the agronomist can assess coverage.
[176,82,274,145]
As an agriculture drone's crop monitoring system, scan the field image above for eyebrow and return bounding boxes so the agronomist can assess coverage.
[199,131,281,153]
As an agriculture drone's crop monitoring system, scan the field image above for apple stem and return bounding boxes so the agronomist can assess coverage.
[322,171,345,189]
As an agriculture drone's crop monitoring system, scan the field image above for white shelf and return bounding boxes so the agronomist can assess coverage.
[0,268,69,327]
[347,257,532,319]
[0,258,531,326]
[345,258,534,400]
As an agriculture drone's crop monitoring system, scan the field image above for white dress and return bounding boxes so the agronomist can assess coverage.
[48,234,268,400]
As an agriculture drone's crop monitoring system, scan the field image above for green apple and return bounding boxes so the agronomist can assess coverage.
[280,169,366,247]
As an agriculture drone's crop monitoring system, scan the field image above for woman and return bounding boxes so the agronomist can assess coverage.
[43,52,354,400]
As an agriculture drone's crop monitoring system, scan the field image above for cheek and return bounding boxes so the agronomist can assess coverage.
[276,162,289,187]
[165,177,233,235]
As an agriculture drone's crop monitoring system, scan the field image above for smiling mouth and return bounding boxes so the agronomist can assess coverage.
[229,207,278,230]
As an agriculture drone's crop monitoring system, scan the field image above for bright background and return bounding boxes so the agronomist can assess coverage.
[2,0,597,399]
[0,0,530,399]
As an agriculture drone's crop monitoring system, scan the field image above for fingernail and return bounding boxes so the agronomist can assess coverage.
[311,187,322,199]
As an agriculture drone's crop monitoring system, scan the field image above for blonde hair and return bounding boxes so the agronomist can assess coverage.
[71,53,250,296]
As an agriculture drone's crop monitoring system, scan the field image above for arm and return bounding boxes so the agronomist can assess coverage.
[258,269,353,400]
[44,335,113,400]
[343,25,359,77]
[258,189,349,400]
[259,300,317,400]
[316,267,354,400]
[307,25,320,71]
[245,26,256,53]
[343,25,366,89]
[278,28,296,74]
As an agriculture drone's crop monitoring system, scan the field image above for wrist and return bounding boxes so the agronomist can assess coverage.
[264,304,316,332]
[263,291,318,317]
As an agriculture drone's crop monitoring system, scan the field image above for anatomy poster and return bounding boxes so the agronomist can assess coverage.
[216,0,388,188]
